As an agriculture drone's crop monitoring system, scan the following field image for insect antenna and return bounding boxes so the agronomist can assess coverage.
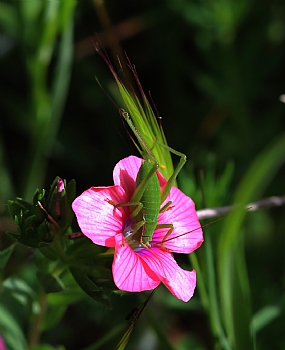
[151,217,224,249]
[114,288,157,350]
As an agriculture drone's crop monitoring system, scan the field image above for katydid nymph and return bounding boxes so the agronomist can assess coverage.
[107,109,187,249]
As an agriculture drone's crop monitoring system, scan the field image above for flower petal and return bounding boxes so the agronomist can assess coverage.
[113,156,142,199]
[112,234,160,291]
[113,232,196,301]
[139,248,196,302]
[72,186,129,247]
[152,186,203,254]
[156,170,167,189]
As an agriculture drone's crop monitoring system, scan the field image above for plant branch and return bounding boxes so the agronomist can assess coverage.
[197,195,285,220]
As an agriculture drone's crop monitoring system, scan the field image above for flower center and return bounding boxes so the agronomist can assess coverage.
[123,219,142,251]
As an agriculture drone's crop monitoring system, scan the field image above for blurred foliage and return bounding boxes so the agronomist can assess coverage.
[1,0,285,349]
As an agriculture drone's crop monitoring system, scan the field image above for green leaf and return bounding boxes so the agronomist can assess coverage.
[41,303,67,332]
[47,287,84,306]
[252,302,284,333]
[0,244,15,269]
[81,324,125,350]
[70,267,113,309]
[39,245,58,261]
[2,276,36,302]
[6,196,54,248]
[31,345,65,350]
[0,2,18,37]
[66,237,108,262]
[45,177,75,231]
[65,179,76,204]
[0,302,28,350]
[218,133,285,349]
[59,179,76,230]
[6,177,75,248]
[7,197,31,217]
[36,272,64,293]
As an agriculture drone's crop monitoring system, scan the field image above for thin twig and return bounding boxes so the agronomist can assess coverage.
[2,196,285,234]
[197,195,285,220]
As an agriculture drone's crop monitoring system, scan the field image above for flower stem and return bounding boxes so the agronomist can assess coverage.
[53,236,68,263]
[28,293,48,348]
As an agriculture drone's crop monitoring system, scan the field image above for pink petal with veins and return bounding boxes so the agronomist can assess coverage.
[152,186,203,254]
[113,234,196,302]
[113,156,142,199]
[113,234,160,291]
[72,186,129,247]
[140,248,196,302]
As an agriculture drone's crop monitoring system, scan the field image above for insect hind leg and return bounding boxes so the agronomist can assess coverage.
[152,223,174,250]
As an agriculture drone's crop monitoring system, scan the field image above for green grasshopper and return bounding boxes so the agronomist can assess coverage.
[108,109,187,248]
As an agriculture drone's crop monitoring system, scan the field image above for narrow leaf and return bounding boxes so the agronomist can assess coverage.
[218,133,285,349]
[0,244,15,269]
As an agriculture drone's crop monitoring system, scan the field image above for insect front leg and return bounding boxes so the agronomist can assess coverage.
[159,200,174,213]
[106,199,145,220]
[106,199,146,243]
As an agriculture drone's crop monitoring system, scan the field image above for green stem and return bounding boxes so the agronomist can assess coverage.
[53,237,68,263]
[188,251,208,310]
[28,293,48,348]
[205,233,230,350]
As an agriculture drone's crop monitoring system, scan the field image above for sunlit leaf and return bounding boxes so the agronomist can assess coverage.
[2,276,36,300]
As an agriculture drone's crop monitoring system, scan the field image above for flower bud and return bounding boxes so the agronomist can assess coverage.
[7,177,75,247]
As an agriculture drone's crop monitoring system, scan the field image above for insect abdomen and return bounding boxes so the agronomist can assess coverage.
[136,161,160,244]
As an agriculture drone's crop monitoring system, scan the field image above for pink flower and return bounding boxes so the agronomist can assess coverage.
[0,336,6,350]
[72,156,203,302]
